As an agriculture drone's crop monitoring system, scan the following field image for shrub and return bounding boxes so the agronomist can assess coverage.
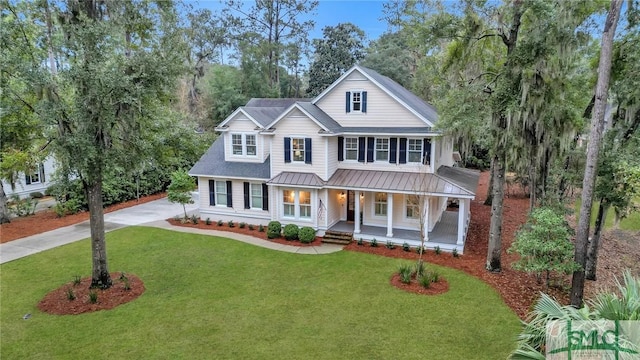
[385,240,396,249]
[258,224,265,232]
[267,221,282,239]
[283,224,299,240]
[415,245,424,255]
[217,220,223,226]
[190,215,198,224]
[88,290,98,304]
[66,288,76,301]
[228,220,234,228]
[73,275,82,286]
[452,248,459,258]
[402,242,410,252]
[29,191,44,199]
[399,264,413,284]
[248,224,255,231]
[122,278,131,291]
[299,227,316,243]
[415,260,426,278]
[418,275,431,288]
[434,246,441,255]
[357,238,364,246]
[8,195,37,217]
[239,222,246,229]
[205,218,211,225]
[370,238,378,247]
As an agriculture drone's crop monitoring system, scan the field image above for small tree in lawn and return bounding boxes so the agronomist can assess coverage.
[508,207,580,289]
[167,170,195,219]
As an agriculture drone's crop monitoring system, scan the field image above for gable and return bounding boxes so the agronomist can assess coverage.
[314,70,429,128]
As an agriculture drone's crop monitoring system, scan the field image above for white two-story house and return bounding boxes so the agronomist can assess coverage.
[189,65,479,253]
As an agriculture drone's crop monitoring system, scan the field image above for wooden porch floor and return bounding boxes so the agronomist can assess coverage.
[329,211,460,246]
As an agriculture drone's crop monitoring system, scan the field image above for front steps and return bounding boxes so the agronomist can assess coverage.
[322,230,353,245]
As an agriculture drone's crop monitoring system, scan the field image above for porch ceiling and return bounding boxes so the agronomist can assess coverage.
[325,169,477,197]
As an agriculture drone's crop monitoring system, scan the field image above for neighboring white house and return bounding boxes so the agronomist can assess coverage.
[189,65,479,253]
[2,157,56,198]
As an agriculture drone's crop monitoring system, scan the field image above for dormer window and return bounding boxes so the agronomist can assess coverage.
[345,91,367,113]
[231,133,257,157]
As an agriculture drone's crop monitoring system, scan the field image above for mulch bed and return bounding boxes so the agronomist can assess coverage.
[38,272,145,315]
[390,273,449,296]
[1,192,167,243]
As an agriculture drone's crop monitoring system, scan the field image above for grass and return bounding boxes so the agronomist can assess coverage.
[574,198,640,231]
[1,227,520,359]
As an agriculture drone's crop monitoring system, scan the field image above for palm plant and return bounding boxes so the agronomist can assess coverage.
[510,270,640,359]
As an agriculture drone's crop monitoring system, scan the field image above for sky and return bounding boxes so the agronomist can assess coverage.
[187,0,390,42]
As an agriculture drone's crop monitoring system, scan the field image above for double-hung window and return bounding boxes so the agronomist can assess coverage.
[406,195,420,219]
[27,165,41,184]
[250,183,262,209]
[292,138,305,162]
[375,138,389,161]
[231,133,257,157]
[283,190,296,217]
[374,192,387,216]
[408,139,423,163]
[345,137,358,160]
[351,91,362,112]
[215,181,227,206]
[299,191,311,218]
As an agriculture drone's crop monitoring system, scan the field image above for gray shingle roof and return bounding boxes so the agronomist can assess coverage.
[189,137,270,179]
[242,107,285,127]
[295,102,342,132]
[358,66,439,124]
[245,98,308,107]
[436,166,480,195]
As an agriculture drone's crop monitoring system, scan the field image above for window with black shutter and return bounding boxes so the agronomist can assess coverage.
[209,180,215,206]
[244,182,250,209]
[399,138,407,164]
[226,181,233,207]
[366,137,375,163]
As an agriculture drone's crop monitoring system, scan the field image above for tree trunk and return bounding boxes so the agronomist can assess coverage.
[0,182,11,224]
[585,201,608,281]
[570,0,622,308]
[529,153,537,211]
[86,178,112,289]
[486,150,506,272]
[484,158,495,206]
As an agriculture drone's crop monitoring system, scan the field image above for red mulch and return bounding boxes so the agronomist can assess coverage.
[166,218,325,247]
[390,273,449,296]
[38,272,145,315]
[0,192,167,243]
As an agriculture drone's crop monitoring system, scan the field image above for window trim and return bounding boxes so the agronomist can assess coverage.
[250,183,263,210]
[375,138,390,162]
[344,137,358,161]
[27,164,42,184]
[351,91,362,112]
[373,192,387,217]
[282,189,313,221]
[215,181,228,207]
[291,137,306,162]
[405,194,420,220]
[230,133,258,157]
[407,138,423,163]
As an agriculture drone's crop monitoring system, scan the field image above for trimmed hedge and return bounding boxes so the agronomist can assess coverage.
[283,224,299,241]
[299,227,316,243]
[267,221,282,239]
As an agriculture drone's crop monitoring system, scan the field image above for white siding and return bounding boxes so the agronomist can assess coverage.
[326,137,339,178]
[224,115,267,163]
[2,158,56,198]
[316,71,428,128]
[271,109,328,179]
[197,177,271,223]
[326,189,342,228]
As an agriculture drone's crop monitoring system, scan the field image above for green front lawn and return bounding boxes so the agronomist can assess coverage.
[1,227,520,359]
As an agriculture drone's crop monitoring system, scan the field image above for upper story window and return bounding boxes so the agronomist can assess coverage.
[292,138,305,162]
[345,91,367,113]
[284,137,312,164]
[345,137,358,160]
[408,139,423,163]
[375,138,389,161]
[231,133,257,157]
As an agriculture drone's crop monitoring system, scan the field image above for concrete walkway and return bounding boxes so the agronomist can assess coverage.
[0,197,343,264]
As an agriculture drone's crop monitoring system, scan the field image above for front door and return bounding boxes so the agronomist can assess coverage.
[347,190,355,222]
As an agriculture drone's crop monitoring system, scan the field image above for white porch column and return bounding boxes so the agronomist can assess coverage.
[386,193,393,237]
[423,197,429,241]
[354,190,361,234]
[457,198,466,245]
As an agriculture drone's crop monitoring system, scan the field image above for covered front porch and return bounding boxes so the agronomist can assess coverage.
[328,210,466,253]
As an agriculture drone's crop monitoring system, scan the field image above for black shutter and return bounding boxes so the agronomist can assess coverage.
[284,137,291,163]
[423,138,431,165]
[338,136,344,161]
[366,137,375,163]
[345,92,351,113]
[305,138,312,164]
[399,138,407,164]
[25,174,31,185]
[209,180,215,206]
[362,91,367,113]
[40,164,45,183]
[244,182,250,209]
[262,183,269,211]
[389,138,398,164]
[358,137,365,162]
[226,181,233,207]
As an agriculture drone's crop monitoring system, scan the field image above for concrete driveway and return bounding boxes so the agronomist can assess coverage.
[0,197,198,264]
